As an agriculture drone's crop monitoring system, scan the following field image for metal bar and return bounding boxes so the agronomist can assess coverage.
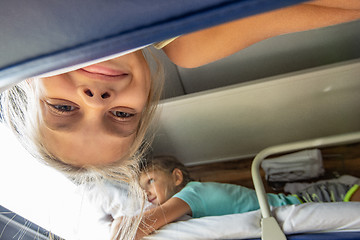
[251,131,360,239]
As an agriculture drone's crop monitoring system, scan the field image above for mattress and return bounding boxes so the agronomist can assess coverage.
[144,202,360,240]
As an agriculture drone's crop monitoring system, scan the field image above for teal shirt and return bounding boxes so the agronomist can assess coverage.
[173,181,300,218]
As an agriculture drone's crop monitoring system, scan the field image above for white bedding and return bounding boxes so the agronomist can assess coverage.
[144,202,360,240]
[1,125,359,240]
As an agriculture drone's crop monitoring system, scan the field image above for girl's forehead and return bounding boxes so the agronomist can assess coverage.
[142,168,169,178]
[144,169,161,176]
[140,169,155,180]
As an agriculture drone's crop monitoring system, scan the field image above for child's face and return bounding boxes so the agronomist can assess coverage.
[140,170,177,205]
[37,50,151,167]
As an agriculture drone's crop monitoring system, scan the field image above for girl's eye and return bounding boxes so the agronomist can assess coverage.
[149,178,155,184]
[46,102,78,115]
[52,105,76,112]
[110,111,134,119]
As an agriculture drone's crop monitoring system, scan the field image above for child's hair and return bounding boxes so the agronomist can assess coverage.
[0,48,163,181]
[0,47,164,240]
[140,155,192,188]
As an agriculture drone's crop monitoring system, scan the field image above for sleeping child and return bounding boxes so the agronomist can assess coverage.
[135,156,360,239]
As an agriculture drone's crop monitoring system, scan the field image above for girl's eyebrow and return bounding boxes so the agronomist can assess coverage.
[42,112,79,132]
[43,118,80,134]
[104,117,139,137]
[104,124,137,137]
[47,122,75,131]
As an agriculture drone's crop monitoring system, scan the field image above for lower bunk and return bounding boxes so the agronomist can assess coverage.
[145,132,360,240]
[144,202,360,240]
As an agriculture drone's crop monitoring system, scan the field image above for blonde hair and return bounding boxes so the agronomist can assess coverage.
[0,47,164,240]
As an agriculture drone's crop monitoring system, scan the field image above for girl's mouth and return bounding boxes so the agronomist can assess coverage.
[81,64,128,77]
[77,67,129,81]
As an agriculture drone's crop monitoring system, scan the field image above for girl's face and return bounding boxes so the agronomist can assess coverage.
[140,170,177,205]
[37,50,151,166]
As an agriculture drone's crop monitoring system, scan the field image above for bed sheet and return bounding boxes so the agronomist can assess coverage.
[144,202,360,240]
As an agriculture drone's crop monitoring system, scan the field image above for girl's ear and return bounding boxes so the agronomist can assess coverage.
[172,168,184,187]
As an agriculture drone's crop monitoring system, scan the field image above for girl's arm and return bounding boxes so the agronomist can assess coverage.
[135,197,191,239]
[163,0,360,68]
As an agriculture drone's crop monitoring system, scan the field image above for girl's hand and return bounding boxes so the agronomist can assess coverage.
[135,197,191,239]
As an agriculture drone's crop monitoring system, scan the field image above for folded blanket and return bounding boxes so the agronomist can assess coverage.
[261,149,324,182]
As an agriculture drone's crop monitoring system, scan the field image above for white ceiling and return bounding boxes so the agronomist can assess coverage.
[151,20,360,165]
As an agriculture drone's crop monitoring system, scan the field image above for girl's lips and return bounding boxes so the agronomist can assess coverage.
[77,68,129,81]
[81,64,128,76]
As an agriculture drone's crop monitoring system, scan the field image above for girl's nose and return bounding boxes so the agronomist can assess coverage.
[146,190,152,198]
[84,88,111,99]
[79,86,115,108]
